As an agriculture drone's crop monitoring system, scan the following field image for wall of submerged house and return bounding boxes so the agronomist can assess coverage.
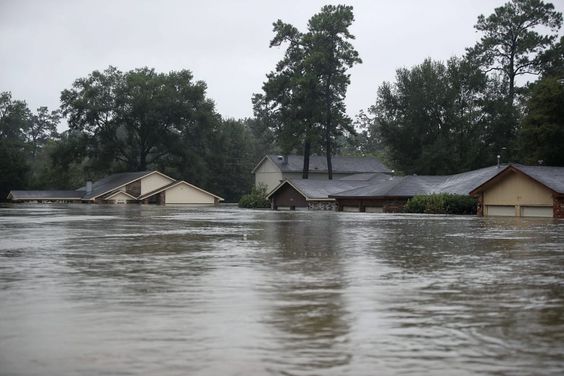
[335,198,408,213]
[142,192,166,205]
[126,180,141,197]
[270,184,308,210]
[307,201,336,211]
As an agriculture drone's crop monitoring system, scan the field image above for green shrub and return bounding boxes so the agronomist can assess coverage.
[238,183,271,209]
[404,193,477,215]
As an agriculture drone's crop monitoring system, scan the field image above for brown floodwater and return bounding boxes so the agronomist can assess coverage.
[0,204,563,375]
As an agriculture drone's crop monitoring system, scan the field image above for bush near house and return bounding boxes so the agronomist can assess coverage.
[238,183,271,209]
[404,193,477,215]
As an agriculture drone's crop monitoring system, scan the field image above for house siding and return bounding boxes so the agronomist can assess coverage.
[335,198,408,213]
[141,173,174,195]
[164,184,216,205]
[271,184,308,210]
[105,192,135,203]
[482,171,554,217]
[255,158,284,193]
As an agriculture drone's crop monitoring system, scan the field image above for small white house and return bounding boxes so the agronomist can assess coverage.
[7,170,223,205]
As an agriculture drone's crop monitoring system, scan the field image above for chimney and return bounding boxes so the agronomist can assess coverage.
[86,180,93,194]
[497,155,501,168]
[283,155,288,165]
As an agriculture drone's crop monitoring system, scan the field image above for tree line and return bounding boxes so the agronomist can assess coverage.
[255,0,563,176]
[1,0,562,202]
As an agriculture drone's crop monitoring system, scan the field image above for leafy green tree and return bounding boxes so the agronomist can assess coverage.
[60,66,219,173]
[27,106,60,160]
[255,4,361,179]
[517,76,564,165]
[467,0,562,104]
[0,92,31,199]
[306,5,362,179]
[374,58,492,174]
[253,20,321,178]
[538,35,564,77]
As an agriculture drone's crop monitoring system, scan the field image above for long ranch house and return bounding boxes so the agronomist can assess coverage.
[253,154,392,194]
[7,170,223,205]
[266,163,564,218]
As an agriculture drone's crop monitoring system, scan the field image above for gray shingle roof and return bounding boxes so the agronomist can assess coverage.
[267,179,366,200]
[330,165,505,198]
[7,190,85,201]
[261,155,391,174]
[512,164,564,193]
[81,171,154,199]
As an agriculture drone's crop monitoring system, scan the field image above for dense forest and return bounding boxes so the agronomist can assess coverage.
[1,0,563,202]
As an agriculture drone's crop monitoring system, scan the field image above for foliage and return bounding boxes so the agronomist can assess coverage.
[60,66,220,173]
[405,194,478,215]
[254,4,361,179]
[238,183,271,209]
[466,0,562,103]
[517,76,564,165]
[0,92,60,199]
[374,58,498,175]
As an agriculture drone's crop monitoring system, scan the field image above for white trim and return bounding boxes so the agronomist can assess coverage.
[138,180,224,201]
[104,190,138,200]
[88,171,175,200]
[266,179,308,200]
[251,155,272,174]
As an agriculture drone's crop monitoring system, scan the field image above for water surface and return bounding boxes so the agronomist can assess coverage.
[1,205,563,375]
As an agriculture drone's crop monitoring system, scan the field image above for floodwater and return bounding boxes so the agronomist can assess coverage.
[0,205,563,376]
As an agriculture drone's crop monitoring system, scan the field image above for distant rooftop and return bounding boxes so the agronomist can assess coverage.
[256,155,391,174]
[7,190,85,201]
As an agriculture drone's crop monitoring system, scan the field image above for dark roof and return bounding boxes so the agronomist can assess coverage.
[7,190,85,201]
[331,165,504,198]
[513,164,564,193]
[470,164,564,195]
[267,179,370,200]
[7,170,178,202]
[255,155,391,174]
[80,171,157,200]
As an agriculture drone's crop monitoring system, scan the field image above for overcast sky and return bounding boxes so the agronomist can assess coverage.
[1,0,562,127]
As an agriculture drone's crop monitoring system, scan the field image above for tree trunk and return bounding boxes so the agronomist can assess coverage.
[325,127,332,180]
[302,139,310,179]
[325,81,333,180]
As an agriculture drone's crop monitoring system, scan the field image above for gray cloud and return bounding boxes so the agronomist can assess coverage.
[1,0,560,128]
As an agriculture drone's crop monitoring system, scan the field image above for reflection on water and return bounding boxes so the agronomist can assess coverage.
[0,205,563,375]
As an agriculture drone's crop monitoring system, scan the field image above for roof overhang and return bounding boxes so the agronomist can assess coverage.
[251,155,272,174]
[88,170,175,200]
[138,180,224,201]
[104,190,138,200]
[266,179,308,200]
[469,164,558,196]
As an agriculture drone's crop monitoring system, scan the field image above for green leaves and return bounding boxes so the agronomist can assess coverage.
[60,66,220,172]
[255,4,361,178]
[467,0,562,102]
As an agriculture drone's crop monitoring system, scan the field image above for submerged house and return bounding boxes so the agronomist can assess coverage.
[266,164,564,218]
[331,166,503,213]
[7,170,223,205]
[253,154,391,193]
[470,164,564,218]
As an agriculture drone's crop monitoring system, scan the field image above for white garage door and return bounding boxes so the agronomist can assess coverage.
[520,206,553,218]
[486,205,515,217]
